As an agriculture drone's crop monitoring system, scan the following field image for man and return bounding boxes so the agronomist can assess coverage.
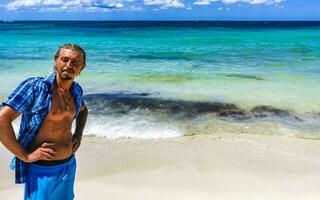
[0,44,88,200]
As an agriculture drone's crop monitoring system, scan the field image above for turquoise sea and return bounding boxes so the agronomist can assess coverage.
[0,21,319,139]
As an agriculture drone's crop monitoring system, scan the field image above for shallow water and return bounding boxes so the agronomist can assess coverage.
[1,21,319,139]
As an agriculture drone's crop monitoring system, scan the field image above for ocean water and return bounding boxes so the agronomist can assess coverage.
[0,21,319,139]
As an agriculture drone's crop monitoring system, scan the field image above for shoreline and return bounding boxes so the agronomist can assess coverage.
[1,133,320,199]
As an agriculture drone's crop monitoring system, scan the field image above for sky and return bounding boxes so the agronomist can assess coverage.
[0,0,319,20]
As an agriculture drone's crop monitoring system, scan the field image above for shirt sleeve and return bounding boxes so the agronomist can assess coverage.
[77,83,86,108]
[2,78,35,114]
[80,86,86,109]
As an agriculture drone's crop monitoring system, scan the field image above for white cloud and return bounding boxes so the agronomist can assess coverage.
[7,0,41,10]
[4,0,125,11]
[193,0,211,5]
[42,0,64,5]
[39,7,60,11]
[84,6,113,12]
[116,2,124,7]
[3,0,285,11]
[144,0,185,8]
[4,0,185,11]
[193,0,285,6]
[129,5,144,11]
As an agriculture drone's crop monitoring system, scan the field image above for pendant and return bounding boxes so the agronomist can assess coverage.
[64,104,69,111]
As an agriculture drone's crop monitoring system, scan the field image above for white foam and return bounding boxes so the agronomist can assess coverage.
[83,113,183,139]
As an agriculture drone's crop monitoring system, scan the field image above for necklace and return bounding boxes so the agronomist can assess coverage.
[57,88,72,111]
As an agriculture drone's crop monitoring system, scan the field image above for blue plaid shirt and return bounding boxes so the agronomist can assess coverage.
[2,72,85,184]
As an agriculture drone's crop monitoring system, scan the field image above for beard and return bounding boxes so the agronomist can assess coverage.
[61,75,73,80]
[60,69,75,81]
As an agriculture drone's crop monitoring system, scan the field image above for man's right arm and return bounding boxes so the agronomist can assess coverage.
[0,106,56,163]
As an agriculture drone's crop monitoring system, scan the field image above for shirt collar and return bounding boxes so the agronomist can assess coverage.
[44,71,57,91]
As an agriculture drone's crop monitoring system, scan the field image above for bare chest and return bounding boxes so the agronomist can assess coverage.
[35,88,76,139]
[46,89,76,121]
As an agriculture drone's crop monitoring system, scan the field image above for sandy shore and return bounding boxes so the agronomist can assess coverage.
[1,133,320,200]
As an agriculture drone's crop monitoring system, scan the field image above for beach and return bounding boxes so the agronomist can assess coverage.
[1,134,320,200]
[1,21,320,199]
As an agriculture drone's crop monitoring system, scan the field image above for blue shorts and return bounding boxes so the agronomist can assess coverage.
[24,155,76,200]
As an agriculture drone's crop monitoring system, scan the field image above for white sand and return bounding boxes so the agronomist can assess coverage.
[1,134,320,200]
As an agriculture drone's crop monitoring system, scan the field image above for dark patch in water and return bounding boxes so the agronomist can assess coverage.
[85,93,244,118]
[225,74,265,81]
[84,93,301,122]
[250,105,290,118]
[294,116,304,122]
[216,109,249,120]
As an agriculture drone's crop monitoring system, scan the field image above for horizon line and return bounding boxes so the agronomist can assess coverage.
[2,20,320,22]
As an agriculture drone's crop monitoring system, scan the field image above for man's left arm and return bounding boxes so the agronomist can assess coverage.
[72,105,88,153]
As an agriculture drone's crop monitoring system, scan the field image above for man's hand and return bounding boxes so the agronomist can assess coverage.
[25,143,56,163]
[72,135,81,154]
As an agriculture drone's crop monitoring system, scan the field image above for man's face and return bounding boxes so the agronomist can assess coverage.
[55,48,84,81]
